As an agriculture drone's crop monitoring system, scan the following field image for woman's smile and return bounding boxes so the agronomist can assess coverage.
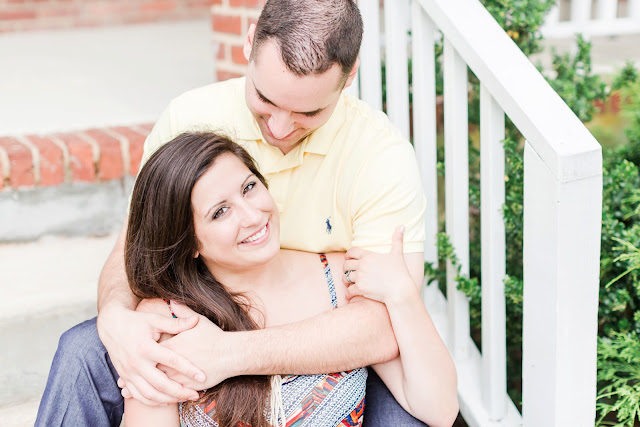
[240,222,270,245]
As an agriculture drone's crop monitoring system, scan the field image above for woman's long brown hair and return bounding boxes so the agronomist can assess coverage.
[125,132,272,427]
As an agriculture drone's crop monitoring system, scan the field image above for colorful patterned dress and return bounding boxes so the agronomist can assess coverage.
[179,254,367,427]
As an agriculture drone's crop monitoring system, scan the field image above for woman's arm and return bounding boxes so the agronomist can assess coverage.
[342,227,459,427]
[124,397,179,427]
[121,299,184,426]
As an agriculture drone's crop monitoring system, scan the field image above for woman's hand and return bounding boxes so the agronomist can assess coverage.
[99,299,205,405]
[342,226,418,305]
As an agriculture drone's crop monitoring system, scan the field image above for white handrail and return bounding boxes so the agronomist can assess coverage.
[416,0,601,182]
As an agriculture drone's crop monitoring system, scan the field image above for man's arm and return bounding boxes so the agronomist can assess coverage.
[161,251,424,390]
[161,297,397,389]
[96,220,205,405]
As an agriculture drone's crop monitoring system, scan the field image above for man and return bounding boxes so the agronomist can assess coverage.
[36,0,430,425]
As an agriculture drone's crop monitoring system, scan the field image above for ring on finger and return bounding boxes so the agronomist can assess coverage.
[345,270,354,284]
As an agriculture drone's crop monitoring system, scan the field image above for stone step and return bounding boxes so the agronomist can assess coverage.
[0,234,117,414]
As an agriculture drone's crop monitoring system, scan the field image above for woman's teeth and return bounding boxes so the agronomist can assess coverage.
[243,225,267,243]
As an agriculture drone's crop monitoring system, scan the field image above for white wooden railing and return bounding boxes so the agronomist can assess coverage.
[542,0,640,38]
[353,0,603,425]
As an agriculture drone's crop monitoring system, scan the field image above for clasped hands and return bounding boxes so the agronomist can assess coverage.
[98,300,228,406]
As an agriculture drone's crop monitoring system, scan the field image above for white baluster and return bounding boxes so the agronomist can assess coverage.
[570,0,592,35]
[443,39,470,360]
[411,0,439,288]
[595,0,618,20]
[480,85,507,420]
[358,0,382,110]
[629,0,640,19]
[384,0,411,139]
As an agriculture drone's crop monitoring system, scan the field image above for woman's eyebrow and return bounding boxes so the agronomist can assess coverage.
[203,173,255,219]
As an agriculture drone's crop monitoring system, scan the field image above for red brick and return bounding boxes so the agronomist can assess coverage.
[87,3,134,16]
[217,70,243,81]
[0,11,37,20]
[212,14,241,34]
[0,137,34,188]
[85,129,124,181]
[231,45,247,65]
[57,133,95,182]
[24,135,64,186]
[187,0,222,7]
[140,1,177,12]
[230,0,263,6]
[109,126,148,176]
[37,6,81,18]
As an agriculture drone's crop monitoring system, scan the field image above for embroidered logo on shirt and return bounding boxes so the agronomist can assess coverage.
[326,217,332,234]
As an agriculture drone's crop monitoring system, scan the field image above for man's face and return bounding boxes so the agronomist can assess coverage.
[244,40,346,154]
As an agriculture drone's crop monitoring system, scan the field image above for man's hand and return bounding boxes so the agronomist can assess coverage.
[97,301,206,406]
[158,301,233,391]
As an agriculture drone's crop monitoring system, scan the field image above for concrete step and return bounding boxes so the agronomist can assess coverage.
[0,234,117,418]
[0,398,40,427]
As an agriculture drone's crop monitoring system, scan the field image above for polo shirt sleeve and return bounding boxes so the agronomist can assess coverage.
[139,102,176,171]
[349,142,426,253]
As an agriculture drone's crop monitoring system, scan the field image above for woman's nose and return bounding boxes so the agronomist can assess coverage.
[238,201,262,227]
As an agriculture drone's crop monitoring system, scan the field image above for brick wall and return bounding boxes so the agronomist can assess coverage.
[0,125,151,191]
[211,0,265,81]
[0,0,220,33]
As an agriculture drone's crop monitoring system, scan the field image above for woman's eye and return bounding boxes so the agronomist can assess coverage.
[213,206,228,219]
[243,182,255,195]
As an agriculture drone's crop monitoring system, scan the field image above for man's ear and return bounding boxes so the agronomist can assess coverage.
[244,23,257,61]
[343,58,360,89]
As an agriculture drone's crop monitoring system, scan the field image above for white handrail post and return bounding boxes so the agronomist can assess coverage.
[358,0,382,110]
[411,0,439,294]
[522,142,602,426]
[479,85,507,420]
[443,39,470,360]
[384,0,411,139]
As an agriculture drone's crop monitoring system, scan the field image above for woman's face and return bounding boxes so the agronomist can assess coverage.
[191,153,280,274]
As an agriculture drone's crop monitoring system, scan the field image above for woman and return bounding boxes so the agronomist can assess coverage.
[123,132,458,427]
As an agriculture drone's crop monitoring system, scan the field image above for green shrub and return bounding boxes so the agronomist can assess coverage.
[597,333,640,426]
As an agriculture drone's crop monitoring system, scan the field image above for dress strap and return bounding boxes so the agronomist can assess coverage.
[319,254,338,309]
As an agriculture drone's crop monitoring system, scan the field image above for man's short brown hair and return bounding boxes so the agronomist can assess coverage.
[250,0,363,85]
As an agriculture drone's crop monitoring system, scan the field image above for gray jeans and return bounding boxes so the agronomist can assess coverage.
[36,317,427,426]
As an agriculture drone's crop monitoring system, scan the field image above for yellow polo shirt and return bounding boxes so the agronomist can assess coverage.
[142,77,426,254]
